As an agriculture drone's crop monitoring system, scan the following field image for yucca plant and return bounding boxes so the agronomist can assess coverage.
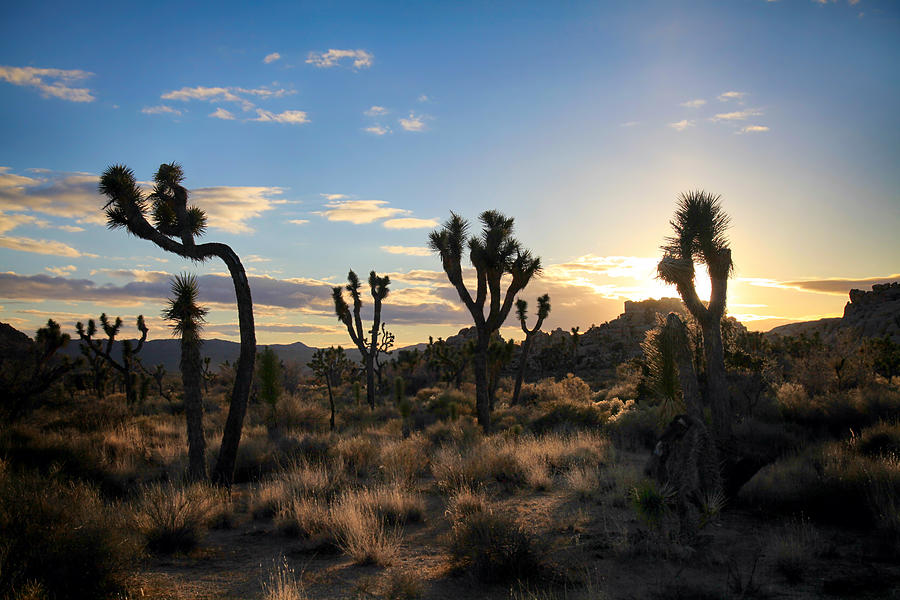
[99,163,255,485]
[162,273,209,480]
[429,211,542,431]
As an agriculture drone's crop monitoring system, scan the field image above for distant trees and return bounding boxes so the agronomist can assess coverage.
[425,336,470,389]
[76,314,148,405]
[308,346,353,431]
[256,346,283,432]
[657,191,733,440]
[429,211,542,432]
[162,274,208,481]
[332,270,390,410]
[99,163,255,486]
[512,294,550,405]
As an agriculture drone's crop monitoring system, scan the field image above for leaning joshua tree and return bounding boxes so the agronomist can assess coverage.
[657,190,733,440]
[162,273,209,481]
[511,294,550,405]
[429,211,542,431]
[332,270,390,410]
[76,313,148,405]
[99,163,255,486]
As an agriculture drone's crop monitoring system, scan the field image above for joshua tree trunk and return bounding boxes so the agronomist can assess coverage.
[701,316,730,438]
[327,380,336,431]
[473,338,491,430]
[512,336,534,406]
[181,335,206,480]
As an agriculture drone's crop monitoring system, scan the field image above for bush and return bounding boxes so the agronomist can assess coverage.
[530,401,605,435]
[768,518,820,584]
[378,435,431,486]
[275,496,332,541]
[605,402,664,450]
[448,508,548,583]
[0,469,137,599]
[131,481,225,553]
[332,490,402,566]
[335,435,380,478]
[518,375,593,406]
[857,421,900,457]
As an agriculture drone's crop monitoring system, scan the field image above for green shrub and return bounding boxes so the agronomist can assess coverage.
[0,469,137,599]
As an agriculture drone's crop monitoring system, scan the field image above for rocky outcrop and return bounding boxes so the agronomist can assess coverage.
[0,322,34,363]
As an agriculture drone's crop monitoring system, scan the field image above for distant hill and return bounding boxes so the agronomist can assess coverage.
[767,282,900,342]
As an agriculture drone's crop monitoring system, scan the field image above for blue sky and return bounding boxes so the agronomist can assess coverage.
[1,0,898,347]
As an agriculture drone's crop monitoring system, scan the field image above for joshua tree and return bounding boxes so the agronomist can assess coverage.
[332,270,390,410]
[373,323,395,393]
[99,163,255,486]
[162,274,209,480]
[2,319,78,421]
[429,211,542,431]
[511,294,550,405]
[76,313,148,405]
[308,346,353,431]
[425,336,469,389]
[570,326,581,371]
[486,337,515,410]
[657,191,733,440]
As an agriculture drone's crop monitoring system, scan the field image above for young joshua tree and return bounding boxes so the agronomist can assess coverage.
[76,313,148,405]
[657,190,733,440]
[163,273,209,480]
[332,270,390,410]
[511,294,550,405]
[429,211,542,431]
[308,346,353,431]
[99,163,255,486]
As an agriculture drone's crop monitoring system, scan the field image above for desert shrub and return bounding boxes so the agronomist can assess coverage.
[332,490,402,565]
[276,395,330,433]
[275,496,332,540]
[261,555,306,600]
[444,486,489,523]
[778,383,900,437]
[448,508,548,583]
[605,402,665,450]
[227,431,278,483]
[0,469,137,599]
[378,568,424,600]
[768,518,821,584]
[630,480,676,530]
[530,401,605,435]
[741,438,900,528]
[856,421,900,457]
[251,460,345,519]
[335,434,381,478]
[424,419,481,448]
[349,485,426,526]
[378,435,431,486]
[280,432,335,465]
[131,481,224,553]
[420,387,475,421]
[518,374,593,406]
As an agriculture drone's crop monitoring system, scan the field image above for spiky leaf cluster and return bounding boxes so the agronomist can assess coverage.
[162,273,208,341]
[658,190,732,286]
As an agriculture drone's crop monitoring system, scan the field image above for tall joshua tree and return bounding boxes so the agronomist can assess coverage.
[657,190,733,439]
[163,273,209,480]
[99,163,255,486]
[76,313,148,405]
[511,294,550,405]
[332,270,390,410]
[429,211,542,432]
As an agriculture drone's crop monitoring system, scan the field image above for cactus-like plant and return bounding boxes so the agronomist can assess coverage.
[308,346,353,431]
[76,313,148,405]
[99,163,255,486]
[511,294,550,405]
[332,270,390,410]
[429,211,541,432]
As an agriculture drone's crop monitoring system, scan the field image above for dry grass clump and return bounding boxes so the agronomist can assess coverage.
[332,490,403,565]
[518,374,593,406]
[447,504,548,584]
[275,496,332,540]
[251,460,345,519]
[378,568,425,599]
[565,465,602,501]
[767,518,821,584]
[423,419,482,448]
[261,555,307,600]
[275,395,331,433]
[131,481,226,554]
[444,486,490,523]
[0,469,138,599]
[335,434,381,478]
[378,435,431,486]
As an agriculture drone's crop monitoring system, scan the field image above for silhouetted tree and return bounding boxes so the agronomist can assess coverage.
[512,294,550,405]
[2,319,78,421]
[570,326,581,371]
[486,337,515,410]
[657,191,733,439]
[374,323,395,393]
[76,313,148,405]
[99,163,255,486]
[429,211,542,431]
[425,336,469,389]
[162,273,208,480]
[332,270,390,410]
[257,346,282,432]
[308,346,353,431]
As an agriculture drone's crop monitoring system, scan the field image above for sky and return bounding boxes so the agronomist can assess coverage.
[1,0,898,349]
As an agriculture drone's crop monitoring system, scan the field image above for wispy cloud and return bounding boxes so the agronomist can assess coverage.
[0,236,95,257]
[0,210,84,234]
[190,186,285,233]
[717,91,746,102]
[381,245,432,256]
[161,85,295,113]
[306,49,374,69]
[680,99,706,108]
[45,265,76,276]
[619,121,640,127]
[712,108,763,121]
[263,52,281,64]
[417,94,430,102]
[142,105,183,116]
[740,275,900,295]
[314,199,408,224]
[383,217,438,229]
[669,119,695,131]
[251,109,309,125]
[365,124,391,136]
[0,65,95,102]
[365,105,388,116]
[288,219,309,225]
[399,112,428,132]
[209,107,235,120]
[738,125,770,134]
